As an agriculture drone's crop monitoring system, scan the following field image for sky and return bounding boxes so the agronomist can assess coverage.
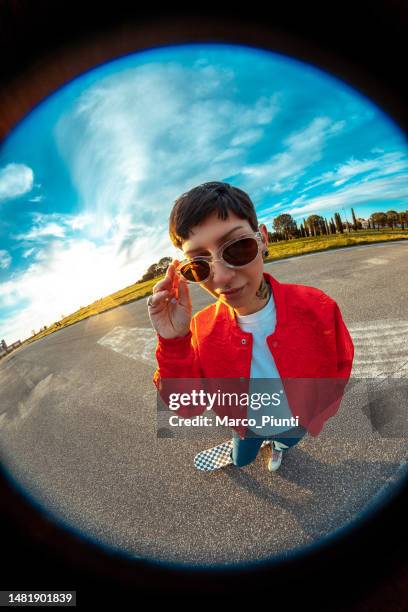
[0,43,407,345]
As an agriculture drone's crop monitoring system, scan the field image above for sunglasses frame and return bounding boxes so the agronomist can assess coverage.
[175,231,264,284]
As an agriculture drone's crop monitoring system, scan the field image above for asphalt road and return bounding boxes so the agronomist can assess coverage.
[0,240,407,568]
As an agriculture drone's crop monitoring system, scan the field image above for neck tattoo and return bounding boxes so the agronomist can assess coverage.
[256,278,270,300]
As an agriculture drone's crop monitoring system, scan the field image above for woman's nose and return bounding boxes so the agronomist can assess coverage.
[211,259,235,286]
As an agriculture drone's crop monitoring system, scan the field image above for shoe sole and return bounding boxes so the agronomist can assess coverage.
[268,453,283,471]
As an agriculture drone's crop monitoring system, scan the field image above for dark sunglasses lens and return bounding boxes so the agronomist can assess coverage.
[179,260,210,282]
[223,237,258,266]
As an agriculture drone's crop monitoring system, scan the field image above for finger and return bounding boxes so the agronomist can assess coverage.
[176,275,191,306]
[166,260,176,276]
[165,259,179,287]
[154,266,176,292]
[170,260,181,292]
[153,260,180,294]
[149,289,171,308]
[168,258,180,274]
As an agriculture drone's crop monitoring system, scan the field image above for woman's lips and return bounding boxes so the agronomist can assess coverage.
[220,285,245,297]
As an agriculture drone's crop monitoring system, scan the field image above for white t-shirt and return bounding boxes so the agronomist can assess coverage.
[235,286,294,436]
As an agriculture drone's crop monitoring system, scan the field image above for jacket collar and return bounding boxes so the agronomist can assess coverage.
[221,270,287,334]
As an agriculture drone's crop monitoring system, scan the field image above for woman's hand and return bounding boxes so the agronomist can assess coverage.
[147,259,192,339]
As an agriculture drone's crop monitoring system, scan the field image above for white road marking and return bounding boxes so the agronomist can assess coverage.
[362,257,389,265]
[349,319,408,378]
[96,319,408,381]
[97,326,158,365]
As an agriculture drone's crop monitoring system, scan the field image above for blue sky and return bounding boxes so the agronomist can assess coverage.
[0,43,407,344]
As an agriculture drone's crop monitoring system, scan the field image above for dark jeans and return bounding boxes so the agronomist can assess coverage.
[231,425,307,467]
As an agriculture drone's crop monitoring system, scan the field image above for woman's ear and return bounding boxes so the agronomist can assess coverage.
[259,223,269,245]
[258,224,269,257]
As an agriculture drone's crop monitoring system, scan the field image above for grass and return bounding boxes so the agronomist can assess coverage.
[11,228,408,350]
[263,228,408,262]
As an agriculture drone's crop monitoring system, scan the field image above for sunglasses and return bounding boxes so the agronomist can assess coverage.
[176,231,264,283]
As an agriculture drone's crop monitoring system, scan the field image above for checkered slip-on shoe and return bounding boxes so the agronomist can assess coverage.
[194,440,234,471]
[194,439,270,472]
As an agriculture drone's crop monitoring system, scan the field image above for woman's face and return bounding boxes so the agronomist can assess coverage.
[180,210,270,316]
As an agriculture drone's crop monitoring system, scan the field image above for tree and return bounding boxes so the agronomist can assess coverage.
[137,256,174,283]
[306,214,325,236]
[139,271,155,282]
[370,212,387,230]
[386,210,399,229]
[334,212,343,233]
[156,257,172,275]
[147,263,159,276]
[351,207,358,231]
[302,218,310,237]
[273,213,297,240]
[269,230,283,243]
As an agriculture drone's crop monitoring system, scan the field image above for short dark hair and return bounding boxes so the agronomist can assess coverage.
[168,181,259,249]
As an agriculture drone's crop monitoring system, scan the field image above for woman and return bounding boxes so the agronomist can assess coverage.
[148,182,354,471]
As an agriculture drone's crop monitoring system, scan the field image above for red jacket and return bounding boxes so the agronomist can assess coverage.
[153,270,354,439]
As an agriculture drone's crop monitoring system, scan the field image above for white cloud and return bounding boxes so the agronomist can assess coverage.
[239,116,345,195]
[301,151,408,191]
[53,63,281,242]
[11,212,95,245]
[13,222,66,241]
[230,129,264,146]
[289,173,408,218]
[22,247,36,259]
[0,163,34,202]
[0,250,11,269]
[64,213,93,231]
[0,210,178,344]
[212,148,244,162]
